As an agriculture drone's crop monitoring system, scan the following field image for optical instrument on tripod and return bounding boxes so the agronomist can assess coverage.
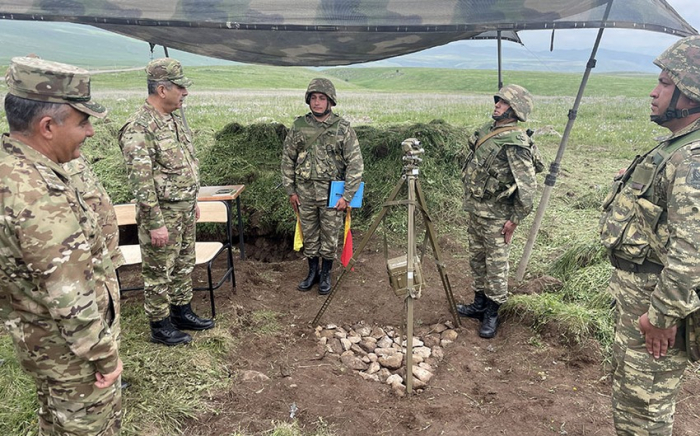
[313,137,460,393]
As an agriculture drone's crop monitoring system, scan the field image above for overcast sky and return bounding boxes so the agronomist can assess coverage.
[515,0,700,55]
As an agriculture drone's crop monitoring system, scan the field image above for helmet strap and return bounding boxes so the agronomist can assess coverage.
[652,87,700,124]
[311,105,332,119]
[492,107,516,122]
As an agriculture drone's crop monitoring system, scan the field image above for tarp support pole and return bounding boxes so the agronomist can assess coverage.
[497,30,503,90]
[515,0,614,281]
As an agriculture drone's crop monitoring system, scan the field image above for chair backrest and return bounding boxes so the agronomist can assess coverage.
[197,201,229,223]
[114,203,137,226]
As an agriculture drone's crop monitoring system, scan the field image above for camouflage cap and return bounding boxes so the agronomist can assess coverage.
[5,56,107,119]
[494,84,533,122]
[654,35,700,103]
[146,58,193,88]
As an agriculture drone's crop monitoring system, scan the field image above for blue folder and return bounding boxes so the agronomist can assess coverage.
[328,181,365,208]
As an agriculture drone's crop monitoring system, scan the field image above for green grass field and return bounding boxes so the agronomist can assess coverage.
[0,65,664,435]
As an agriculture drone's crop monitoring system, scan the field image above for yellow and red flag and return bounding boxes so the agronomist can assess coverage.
[340,209,353,268]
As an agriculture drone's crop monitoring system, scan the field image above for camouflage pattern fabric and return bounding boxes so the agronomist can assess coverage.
[600,118,700,328]
[64,155,125,269]
[5,56,107,118]
[119,100,199,321]
[654,35,700,103]
[463,120,538,225]
[0,134,121,434]
[281,112,364,260]
[118,100,199,229]
[494,84,533,122]
[146,57,193,88]
[306,78,337,105]
[298,199,343,260]
[0,1,695,66]
[608,269,688,436]
[600,117,700,434]
[36,374,122,436]
[467,213,511,304]
[462,118,537,305]
[137,202,196,321]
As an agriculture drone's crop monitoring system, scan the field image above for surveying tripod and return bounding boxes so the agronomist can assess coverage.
[312,138,461,393]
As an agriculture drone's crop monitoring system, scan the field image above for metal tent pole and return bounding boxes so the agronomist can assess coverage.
[497,30,503,90]
[515,0,615,281]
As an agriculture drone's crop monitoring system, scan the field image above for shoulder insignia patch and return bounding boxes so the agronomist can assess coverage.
[689,162,700,189]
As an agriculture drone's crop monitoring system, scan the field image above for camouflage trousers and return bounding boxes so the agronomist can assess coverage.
[467,213,510,304]
[36,374,122,436]
[138,201,196,321]
[608,268,688,436]
[299,198,342,260]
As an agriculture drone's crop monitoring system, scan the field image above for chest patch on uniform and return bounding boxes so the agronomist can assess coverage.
[689,163,700,189]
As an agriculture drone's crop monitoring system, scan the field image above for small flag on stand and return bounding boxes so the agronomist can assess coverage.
[340,209,353,269]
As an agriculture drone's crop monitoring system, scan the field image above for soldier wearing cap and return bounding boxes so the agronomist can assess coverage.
[281,78,364,295]
[0,57,122,435]
[456,84,541,339]
[600,35,700,435]
[118,58,214,346]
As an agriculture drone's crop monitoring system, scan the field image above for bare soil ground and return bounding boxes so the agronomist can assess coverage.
[122,233,700,436]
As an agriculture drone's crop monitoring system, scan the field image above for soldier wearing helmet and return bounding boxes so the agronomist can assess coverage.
[599,35,700,435]
[456,84,540,339]
[281,78,364,295]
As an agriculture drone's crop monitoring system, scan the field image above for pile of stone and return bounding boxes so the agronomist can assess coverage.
[314,321,458,396]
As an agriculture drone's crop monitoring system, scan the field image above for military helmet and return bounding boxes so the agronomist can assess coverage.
[494,84,533,122]
[305,78,337,106]
[653,35,700,103]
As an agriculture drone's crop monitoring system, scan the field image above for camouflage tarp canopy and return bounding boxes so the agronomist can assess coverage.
[0,0,696,66]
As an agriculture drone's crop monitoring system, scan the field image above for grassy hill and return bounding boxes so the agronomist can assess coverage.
[0,64,651,100]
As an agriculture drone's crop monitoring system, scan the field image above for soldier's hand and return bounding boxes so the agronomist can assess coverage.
[95,358,123,389]
[639,312,676,359]
[195,203,201,221]
[502,220,518,245]
[150,226,169,247]
[289,194,300,214]
[335,197,349,211]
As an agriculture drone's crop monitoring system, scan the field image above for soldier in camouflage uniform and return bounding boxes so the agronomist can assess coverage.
[599,35,700,435]
[64,155,125,270]
[456,84,539,339]
[0,57,123,435]
[119,58,214,347]
[281,78,364,295]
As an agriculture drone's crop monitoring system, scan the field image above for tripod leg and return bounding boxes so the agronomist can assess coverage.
[312,177,408,326]
[415,179,461,327]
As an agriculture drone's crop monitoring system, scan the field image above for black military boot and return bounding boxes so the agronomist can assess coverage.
[298,257,320,291]
[150,317,192,346]
[318,258,333,295]
[479,299,501,339]
[456,291,488,319]
[170,303,215,331]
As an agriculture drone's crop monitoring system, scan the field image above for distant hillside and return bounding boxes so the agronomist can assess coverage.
[1,20,656,73]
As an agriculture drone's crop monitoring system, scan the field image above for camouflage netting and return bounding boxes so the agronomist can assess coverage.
[0,1,695,66]
[87,120,470,242]
[198,120,470,239]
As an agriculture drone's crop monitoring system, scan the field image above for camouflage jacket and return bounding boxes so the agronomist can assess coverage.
[119,101,199,230]
[600,119,700,329]
[281,112,364,203]
[462,120,537,224]
[64,155,125,269]
[0,134,120,379]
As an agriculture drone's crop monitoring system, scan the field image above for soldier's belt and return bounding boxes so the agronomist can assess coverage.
[609,254,664,275]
